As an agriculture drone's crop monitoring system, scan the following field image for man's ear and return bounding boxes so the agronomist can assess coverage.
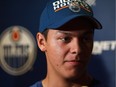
[36,32,47,52]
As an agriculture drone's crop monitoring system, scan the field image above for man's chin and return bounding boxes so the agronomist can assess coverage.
[66,69,87,80]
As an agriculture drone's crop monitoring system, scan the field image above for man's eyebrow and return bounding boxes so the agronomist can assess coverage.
[57,31,74,35]
[84,29,94,34]
[57,29,94,34]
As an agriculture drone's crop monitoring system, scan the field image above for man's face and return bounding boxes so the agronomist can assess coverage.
[37,18,94,80]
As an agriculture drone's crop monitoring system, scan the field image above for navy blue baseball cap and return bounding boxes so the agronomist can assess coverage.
[39,0,102,32]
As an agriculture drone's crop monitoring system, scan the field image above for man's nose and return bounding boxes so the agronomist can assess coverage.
[70,38,82,55]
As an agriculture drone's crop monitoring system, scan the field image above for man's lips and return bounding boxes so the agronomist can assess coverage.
[64,60,84,66]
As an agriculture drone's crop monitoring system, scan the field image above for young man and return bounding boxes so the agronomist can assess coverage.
[31,0,103,87]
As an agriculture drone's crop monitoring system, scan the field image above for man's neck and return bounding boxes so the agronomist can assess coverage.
[42,73,93,87]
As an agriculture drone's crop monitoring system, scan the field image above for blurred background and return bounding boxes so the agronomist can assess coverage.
[0,0,115,87]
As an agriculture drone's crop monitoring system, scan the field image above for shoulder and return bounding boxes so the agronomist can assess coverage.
[90,79,107,87]
[30,81,43,87]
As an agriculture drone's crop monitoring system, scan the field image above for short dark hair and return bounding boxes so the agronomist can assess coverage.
[42,29,49,40]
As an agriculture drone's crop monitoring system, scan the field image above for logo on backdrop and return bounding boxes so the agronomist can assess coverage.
[0,26,37,76]
[92,40,116,55]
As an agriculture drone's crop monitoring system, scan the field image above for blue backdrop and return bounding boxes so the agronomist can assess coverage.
[0,0,115,87]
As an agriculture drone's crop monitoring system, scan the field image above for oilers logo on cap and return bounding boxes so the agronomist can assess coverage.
[52,0,91,12]
[69,0,81,12]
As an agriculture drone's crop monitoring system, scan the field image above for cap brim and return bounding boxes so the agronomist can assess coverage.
[48,14,102,29]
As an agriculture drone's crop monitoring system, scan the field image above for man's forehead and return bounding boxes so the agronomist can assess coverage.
[48,28,94,36]
[57,29,94,33]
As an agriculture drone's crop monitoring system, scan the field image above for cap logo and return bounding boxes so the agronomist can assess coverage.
[53,0,91,12]
[69,0,80,12]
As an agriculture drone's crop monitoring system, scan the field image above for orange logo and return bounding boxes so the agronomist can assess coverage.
[11,27,20,42]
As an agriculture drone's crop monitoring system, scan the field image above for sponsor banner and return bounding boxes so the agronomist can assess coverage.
[93,40,116,55]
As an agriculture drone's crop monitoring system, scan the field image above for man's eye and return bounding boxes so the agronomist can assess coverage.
[82,36,93,42]
[60,37,71,43]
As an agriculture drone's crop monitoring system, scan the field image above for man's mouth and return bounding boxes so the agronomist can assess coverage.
[64,60,83,66]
